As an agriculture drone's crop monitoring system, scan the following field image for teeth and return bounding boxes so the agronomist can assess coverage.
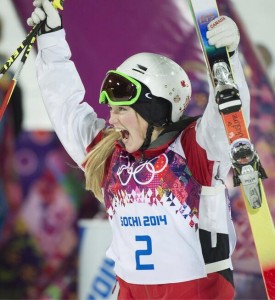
[113,128,129,141]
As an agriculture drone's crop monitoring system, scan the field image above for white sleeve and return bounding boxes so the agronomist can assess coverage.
[196,50,250,166]
[35,29,106,168]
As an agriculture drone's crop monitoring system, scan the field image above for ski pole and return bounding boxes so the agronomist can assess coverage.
[0,0,64,121]
[0,28,40,121]
[0,25,40,78]
[0,0,64,78]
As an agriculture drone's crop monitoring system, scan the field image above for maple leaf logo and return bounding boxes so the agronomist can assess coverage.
[181,80,188,87]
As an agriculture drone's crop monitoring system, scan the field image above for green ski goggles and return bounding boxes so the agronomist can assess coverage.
[99,70,142,106]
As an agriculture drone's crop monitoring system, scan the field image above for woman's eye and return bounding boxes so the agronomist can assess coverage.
[118,106,127,111]
[108,106,127,113]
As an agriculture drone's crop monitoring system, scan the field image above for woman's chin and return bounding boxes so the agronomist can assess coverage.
[124,140,143,153]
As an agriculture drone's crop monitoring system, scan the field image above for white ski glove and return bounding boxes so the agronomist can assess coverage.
[27,0,62,33]
[206,16,240,53]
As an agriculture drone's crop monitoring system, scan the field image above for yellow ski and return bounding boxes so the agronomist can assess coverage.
[188,0,275,298]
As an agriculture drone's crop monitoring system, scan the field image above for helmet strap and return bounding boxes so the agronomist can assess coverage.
[139,124,154,151]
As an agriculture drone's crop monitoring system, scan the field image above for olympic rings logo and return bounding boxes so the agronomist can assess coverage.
[117,154,168,186]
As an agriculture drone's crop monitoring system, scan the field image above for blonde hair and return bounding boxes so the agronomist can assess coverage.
[83,128,120,202]
[84,112,164,202]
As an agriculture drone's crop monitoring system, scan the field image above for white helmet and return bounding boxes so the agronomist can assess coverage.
[116,52,192,123]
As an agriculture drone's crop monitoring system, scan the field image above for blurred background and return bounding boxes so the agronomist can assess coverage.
[0,0,274,299]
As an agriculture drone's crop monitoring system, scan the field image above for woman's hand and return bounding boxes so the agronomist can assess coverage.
[27,0,62,33]
[206,16,240,53]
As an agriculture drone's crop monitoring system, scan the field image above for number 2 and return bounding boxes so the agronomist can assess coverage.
[135,235,154,270]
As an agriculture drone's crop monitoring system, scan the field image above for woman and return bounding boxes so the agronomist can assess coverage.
[28,0,250,298]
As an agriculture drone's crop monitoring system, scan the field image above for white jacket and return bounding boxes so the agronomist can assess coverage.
[35,29,250,283]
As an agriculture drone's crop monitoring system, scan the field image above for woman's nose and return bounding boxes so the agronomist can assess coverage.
[108,111,117,125]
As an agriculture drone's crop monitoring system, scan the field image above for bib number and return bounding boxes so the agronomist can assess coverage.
[135,235,154,270]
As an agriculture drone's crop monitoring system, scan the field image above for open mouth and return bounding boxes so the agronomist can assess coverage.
[115,128,129,143]
[121,130,129,141]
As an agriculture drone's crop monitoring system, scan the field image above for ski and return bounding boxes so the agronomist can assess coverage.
[188,0,275,299]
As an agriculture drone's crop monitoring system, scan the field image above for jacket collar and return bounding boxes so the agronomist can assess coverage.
[115,130,180,160]
[114,116,200,160]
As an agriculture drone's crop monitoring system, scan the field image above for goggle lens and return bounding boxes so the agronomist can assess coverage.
[99,71,141,105]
